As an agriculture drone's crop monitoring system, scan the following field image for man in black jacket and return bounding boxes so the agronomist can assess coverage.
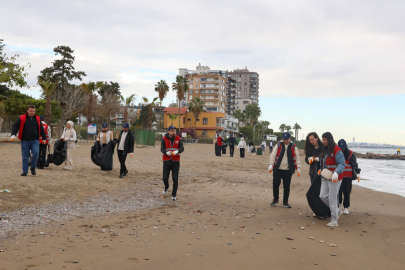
[11,105,47,176]
[225,134,238,157]
[161,125,184,201]
[116,123,135,178]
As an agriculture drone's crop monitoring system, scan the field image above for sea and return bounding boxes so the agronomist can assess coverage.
[351,148,405,198]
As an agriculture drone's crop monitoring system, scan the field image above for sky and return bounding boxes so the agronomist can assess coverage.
[1,0,404,145]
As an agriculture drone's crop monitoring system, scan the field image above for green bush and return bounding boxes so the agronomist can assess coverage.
[197,135,213,144]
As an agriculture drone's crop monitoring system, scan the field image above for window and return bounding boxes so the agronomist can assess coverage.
[189,90,193,94]
[189,85,193,89]
[196,90,198,93]
[202,130,207,135]
[203,118,208,125]
[196,84,198,88]
[196,79,199,82]
[201,77,207,81]
[189,95,192,100]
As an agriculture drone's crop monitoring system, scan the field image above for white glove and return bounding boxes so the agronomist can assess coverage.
[172,150,179,155]
[166,151,171,156]
[307,157,313,163]
[297,169,301,177]
[315,157,320,162]
[10,135,16,141]
[332,172,338,182]
[268,165,273,172]
[130,153,134,157]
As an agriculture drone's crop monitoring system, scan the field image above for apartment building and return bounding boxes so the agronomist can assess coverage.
[226,67,259,104]
[179,64,228,113]
[234,98,253,112]
[226,77,238,115]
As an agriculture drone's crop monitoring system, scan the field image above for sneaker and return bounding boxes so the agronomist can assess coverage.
[30,168,36,175]
[162,189,167,196]
[171,197,177,201]
[119,173,123,178]
[337,208,343,220]
[270,200,279,206]
[123,169,128,176]
[283,202,291,208]
[344,208,349,215]
[21,172,27,176]
[326,220,339,227]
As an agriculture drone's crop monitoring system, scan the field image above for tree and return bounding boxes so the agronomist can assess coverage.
[98,81,121,101]
[239,126,253,140]
[155,80,169,130]
[53,85,86,129]
[142,97,159,131]
[37,72,60,124]
[93,92,122,127]
[293,123,302,141]
[233,109,246,126]
[168,113,179,125]
[0,40,31,88]
[254,121,270,140]
[244,103,261,126]
[80,81,104,126]
[279,124,286,133]
[172,76,189,130]
[135,98,158,130]
[285,125,292,133]
[188,97,204,133]
[4,98,61,121]
[120,94,136,123]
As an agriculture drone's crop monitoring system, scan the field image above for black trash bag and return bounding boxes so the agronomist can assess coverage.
[222,144,227,154]
[91,141,102,166]
[53,139,67,166]
[97,140,116,171]
[306,175,331,218]
[215,142,219,156]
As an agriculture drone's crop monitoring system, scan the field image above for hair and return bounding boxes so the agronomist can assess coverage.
[27,105,36,110]
[305,132,323,156]
[322,132,336,156]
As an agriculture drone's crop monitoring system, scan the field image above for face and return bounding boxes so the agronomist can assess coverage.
[123,127,128,132]
[102,127,108,131]
[309,135,318,146]
[322,137,328,146]
[27,108,35,117]
[66,123,71,129]
[283,138,290,144]
[168,129,176,137]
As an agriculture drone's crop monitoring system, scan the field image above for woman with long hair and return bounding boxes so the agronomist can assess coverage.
[319,132,345,226]
[61,121,77,170]
[304,132,324,184]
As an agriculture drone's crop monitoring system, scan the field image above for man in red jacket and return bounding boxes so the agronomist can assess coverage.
[11,105,47,176]
[216,133,224,156]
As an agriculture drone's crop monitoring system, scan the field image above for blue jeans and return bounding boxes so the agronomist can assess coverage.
[21,140,39,173]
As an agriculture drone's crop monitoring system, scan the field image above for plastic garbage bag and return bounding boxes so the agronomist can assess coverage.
[97,140,116,171]
[306,175,331,218]
[91,141,102,166]
[53,139,67,166]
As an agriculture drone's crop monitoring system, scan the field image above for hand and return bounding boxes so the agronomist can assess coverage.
[130,153,134,157]
[358,175,360,182]
[172,150,179,156]
[315,157,320,162]
[61,138,65,141]
[97,139,100,141]
[10,135,16,141]
[43,141,46,144]
[317,170,321,176]
[308,157,313,164]
[166,151,172,156]
[332,172,338,182]
[268,165,273,173]
[297,169,301,177]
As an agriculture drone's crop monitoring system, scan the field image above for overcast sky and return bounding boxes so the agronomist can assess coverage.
[2,0,405,145]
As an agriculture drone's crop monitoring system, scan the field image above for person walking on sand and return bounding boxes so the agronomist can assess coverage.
[116,123,134,178]
[225,134,238,157]
[61,121,77,170]
[268,132,301,208]
[261,140,266,154]
[319,132,345,227]
[237,137,247,159]
[161,125,184,201]
[37,116,51,169]
[11,105,47,176]
[337,139,360,215]
[269,141,273,153]
[216,133,224,156]
[97,123,114,148]
[304,132,324,184]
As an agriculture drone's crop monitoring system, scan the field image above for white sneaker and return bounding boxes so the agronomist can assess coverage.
[171,197,177,201]
[162,189,167,196]
[344,208,349,215]
[337,207,343,220]
[327,220,339,227]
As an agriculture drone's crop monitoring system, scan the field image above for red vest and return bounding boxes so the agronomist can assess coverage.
[18,114,42,141]
[162,136,181,162]
[325,145,344,180]
[217,136,223,146]
[273,142,298,172]
[342,150,354,178]
[39,122,50,144]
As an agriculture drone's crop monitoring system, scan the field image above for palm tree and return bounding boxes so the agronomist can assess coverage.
[285,125,292,133]
[120,94,136,123]
[168,113,179,125]
[293,122,302,140]
[279,123,286,133]
[80,81,104,126]
[142,97,159,131]
[188,97,205,133]
[154,80,169,130]
[37,72,59,124]
[172,76,189,131]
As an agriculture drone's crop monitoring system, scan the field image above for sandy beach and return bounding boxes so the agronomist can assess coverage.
[1,142,405,270]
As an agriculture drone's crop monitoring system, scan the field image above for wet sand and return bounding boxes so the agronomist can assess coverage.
[1,143,405,269]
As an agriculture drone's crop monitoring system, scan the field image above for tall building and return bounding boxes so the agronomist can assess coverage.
[226,67,259,104]
[179,64,228,113]
[225,77,238,115]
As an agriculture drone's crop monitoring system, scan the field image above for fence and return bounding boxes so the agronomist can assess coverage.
[136,130,156,148]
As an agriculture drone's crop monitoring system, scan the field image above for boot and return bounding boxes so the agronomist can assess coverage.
[119,172,123,178]
[30,167,36,176]
[123,169,128,176]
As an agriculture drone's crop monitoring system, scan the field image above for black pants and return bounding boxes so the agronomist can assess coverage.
[117,150,127,174]
[273,169,292,202]
[37,144,47,169]
[269,146,273,153]
[339,178,352,208]
[163,161,180,197]
[230,145,234,157]
[240,148,245,158]
[217,145,222,156]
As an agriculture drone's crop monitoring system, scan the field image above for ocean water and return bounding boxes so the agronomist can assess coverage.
[354,158,405,198]
[351,147,403,155]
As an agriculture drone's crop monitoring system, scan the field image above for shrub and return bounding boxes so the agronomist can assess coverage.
[177,128,197,139]
[197,135,213,144]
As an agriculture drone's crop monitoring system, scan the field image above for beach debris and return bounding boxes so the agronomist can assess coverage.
[292,247,296,249]
[329,244,337,247]
[287,238,294,240]
[228,243,232,245]
[240,225,245,228]
[309,237,315,240]
[331,254,337,256]
[0,250,4,252]
[300,227,305,230]
[319,240,324,243]
[314,263,318,265]
[73,260,79,263]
